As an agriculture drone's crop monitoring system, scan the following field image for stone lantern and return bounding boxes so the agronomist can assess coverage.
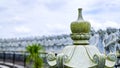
[47,8,117,68]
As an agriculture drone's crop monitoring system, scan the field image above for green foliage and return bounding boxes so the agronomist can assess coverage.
[71,21,91,33]
[26,43,44,68]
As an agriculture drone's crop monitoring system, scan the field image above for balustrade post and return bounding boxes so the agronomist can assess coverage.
[3,51,5,63]
[24,52,26,68]
[13,51,15,67]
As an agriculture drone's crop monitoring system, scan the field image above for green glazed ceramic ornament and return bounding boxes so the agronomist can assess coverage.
[70,8,91,45]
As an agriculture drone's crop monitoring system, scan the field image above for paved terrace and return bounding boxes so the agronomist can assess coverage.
[0,61,24,68]
[0,51,119,68]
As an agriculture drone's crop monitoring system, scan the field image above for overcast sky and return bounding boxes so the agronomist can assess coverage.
[0,0,120,38]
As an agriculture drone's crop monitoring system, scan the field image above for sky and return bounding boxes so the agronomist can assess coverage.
[0,0,120,38]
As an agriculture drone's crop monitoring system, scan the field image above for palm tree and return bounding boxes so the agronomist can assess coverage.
[26,43,44,68]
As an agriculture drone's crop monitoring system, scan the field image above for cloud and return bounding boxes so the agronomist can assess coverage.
[14,26,31,33]
[0,26,2,29]
[89,20,120,31]
[104,21,120,29]
[0,0,120,38]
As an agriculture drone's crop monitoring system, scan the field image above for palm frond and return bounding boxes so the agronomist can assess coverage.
[26,43,44,68]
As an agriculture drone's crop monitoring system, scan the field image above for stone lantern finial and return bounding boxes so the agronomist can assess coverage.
[70,8,91,45]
